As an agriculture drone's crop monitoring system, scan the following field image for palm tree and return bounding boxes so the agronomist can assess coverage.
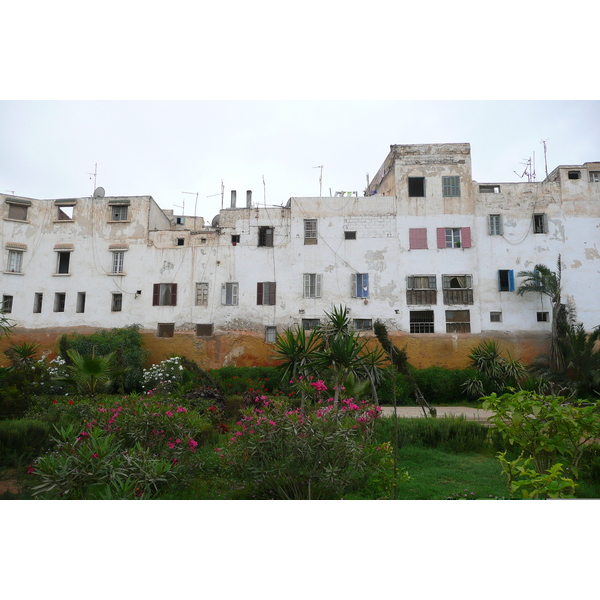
[517,257,565,371]
[62,348,119,396]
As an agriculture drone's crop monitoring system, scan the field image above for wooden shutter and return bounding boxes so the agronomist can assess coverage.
[152,284,160,306]
[315,274,322,298]
[437,228,446,248]
[303,274,310,298]
[257,282,263,305]
[461,227,472,248]
[171,283,178,306]
[269,282,276,305]
[351,273,357,297]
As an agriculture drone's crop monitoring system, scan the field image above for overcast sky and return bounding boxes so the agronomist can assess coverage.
[2,100,599,222]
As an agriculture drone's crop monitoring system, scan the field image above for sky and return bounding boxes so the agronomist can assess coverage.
[2,100,599,222]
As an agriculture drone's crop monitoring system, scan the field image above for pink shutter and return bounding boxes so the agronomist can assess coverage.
[409,228,427,250]
[462,227,472,248]
[437,228,446,248]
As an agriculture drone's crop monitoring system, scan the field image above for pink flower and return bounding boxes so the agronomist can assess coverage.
[166,411,173,417]
[175,438,181,444]
[215,448,222,453]
[27,466,35,474]
[167,442,175,449]
[269,420,277,426]
[176,407,187,413]
[91,452,99,458]
[188,439,198,450]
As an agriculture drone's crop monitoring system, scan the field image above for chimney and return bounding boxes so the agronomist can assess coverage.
[231,190,236,208]
[246,190,252,208]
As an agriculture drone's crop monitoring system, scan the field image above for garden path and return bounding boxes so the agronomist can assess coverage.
[380,406,494,423]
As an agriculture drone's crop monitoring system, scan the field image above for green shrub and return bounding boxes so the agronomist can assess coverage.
[413,367,474,405]
[59,325,149,392]
[376,369,412,405]
[375,416,489,453]
[208,366,286,396]
[0,418,53,462]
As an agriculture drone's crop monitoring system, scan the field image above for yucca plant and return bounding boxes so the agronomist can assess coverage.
[3,341,40,371]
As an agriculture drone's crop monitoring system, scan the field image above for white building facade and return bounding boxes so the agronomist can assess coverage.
[2,143,599,367]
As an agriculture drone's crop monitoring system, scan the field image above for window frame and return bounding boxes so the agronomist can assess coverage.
[56,251,71,275]
[109,205,129,222]
[489,214,502,236]
[33,292,43,314]
[498,269,515,292]
[437,227,471,249]
[221,282,239,306]
[406,275,437,305]
[157,323,175,338]
[257,282,276,305]
[54,292,66,313]
[6,249,23,273]
[353,318,373,331]
[196,323,214,337]
[537,311,549,323]
[445,309,471,333]
[76,292,86,314]
[1,295,13,314]
[344,231,357,240]
[258,226,274,247]
[490,311,502,323]
[533,213,548,234]
[111,293,123,312]
[111,251,125,274]
[442,176,461,197]
[265,326,277,343]
[590,172,600,183]
[408,177,426,197]
[303,273,322,298]
[6,202,29,221]
[442,275,474,305]
[352,273,369,299]
[302,319,320,330]
[304,219,318,245]
[152,283,178,306]
[195,282,209,306]
[410,310,435,334]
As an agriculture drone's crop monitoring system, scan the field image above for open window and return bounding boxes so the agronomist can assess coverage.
[352,273,369,298]
[533,213,548,234]
[257,282,276,305]
[221,282,239,306]
[498,270,515,292]
[437,227,471,249]
[152,283,178,306]
[442,275,473,305]
[258,227,274,247]
[408,177,425,197]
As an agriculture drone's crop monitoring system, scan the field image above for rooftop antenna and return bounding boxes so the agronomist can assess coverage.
[88,163,98,195]
[207,180,224,210]
[313,165,323,196]
[182,191,199,220]
[514,156,534,182]
[263,175,266,206]
[540,139,549,178]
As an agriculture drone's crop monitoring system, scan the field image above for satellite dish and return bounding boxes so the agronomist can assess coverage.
[93,187,105,199]
[211,215,220,227]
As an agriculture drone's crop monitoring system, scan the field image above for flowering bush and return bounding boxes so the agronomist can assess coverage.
[142,356,185,394]
[220,396,382,499]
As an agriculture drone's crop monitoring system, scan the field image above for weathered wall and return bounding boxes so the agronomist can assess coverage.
[0,326,550,371]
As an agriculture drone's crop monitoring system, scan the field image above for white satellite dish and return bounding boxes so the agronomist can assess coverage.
[93,187,105,199]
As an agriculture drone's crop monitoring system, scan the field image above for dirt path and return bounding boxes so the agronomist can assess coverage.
[380,406,494,423]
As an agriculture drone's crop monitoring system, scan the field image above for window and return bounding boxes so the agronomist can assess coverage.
[111,251,124,274]
[221,282,239,306]
[406,275,437,305]
[409,228,428,250]
[265,326,277,343]
[479,185,500,193]
[537,312,549,322]
[446,310,471,333]
[533,213,548,234]
[152,283,178,306]
[590,172,600,183]
[344,231,357,240]
[7,202,29,221]
[302,319,320,330]
[353,319,372,330]
[257,282,276,305]
[196,324,214,336]
[76,292,86,313]
[111,293,122,312]
[352,273,369,298]
[231,235,240,245]
[1,295,13,314]
[498,270,515,292]
[54,293,66,313]
[175,216,185,225]
[490,312,502,323]
[408,177,425,197]
[33,293,43,314]
[437,227,471,248]
[410,310,434,333]
[442,176,461,197]
[304,219,317,245]
[7,250,23,273]
[258,226,274,247]
[57,206,74,220]
[157,323,175,338]
[442,275,473,305]
[489,214,502,236]
[303,273,322,298]
[110,205,129,221]
[568,170,581,180]
[56,252,71,274]
[195,282,209,306]
[175,238,184,246]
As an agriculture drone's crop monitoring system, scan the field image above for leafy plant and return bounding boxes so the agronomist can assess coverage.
[3,341,41,370]
[62,349,121,396]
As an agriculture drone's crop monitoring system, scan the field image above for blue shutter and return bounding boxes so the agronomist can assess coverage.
[509,270,515,292]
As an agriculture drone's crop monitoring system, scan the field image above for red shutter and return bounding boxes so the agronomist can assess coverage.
[171,283,177,306]
[437,228,446,248]
[462,227,472,248]
[409,228,427,249]
[257,282,263,305]
[269,282,276,305]
[152,284,160,306]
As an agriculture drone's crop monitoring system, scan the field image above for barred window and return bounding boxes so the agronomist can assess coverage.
[410,311,434,333]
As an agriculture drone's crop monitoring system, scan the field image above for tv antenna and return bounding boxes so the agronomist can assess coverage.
[262,175,266,206]
[88,163,98,195]
[207,180,225,210]
[182,191,199,220]
[514,155,535,183]
[540,139,549,178]
[313,165,323,196]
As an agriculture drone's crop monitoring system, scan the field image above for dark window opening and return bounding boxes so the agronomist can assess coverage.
[54,293,66,313]
[2,295,13,314]
[533,214,547,234]
[33,293,43,313]
[157,323,175,338]
[57,252,71,274]
[410,310,434,333]
[76,292,86,313]
[231,235,240,245]
[196,324,214,336]
[490,312,502,323]
[302,319,320,330]
[568,171,581,180]
[176,238,184,246]
[344,231,357,240]
[498,270,515,292]
[479,185,501,193]
[258,227,274,247]
[537,312,549,322]
[446,310,471,333]
[408,177,425,197]
[111,293,123,312]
